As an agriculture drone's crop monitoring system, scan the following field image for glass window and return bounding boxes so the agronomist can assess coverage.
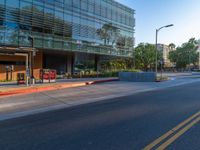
[63,38,71,50]
[122,13,126,24]
[74,53,95,71]
[1,0,134,56]
[63,27,72,38]
[81,0,87,11]
[6,0,19,8]
[64,13,71,22]
[34,37,43,48]
[5,22,18,29]
[73,0,80,9]
[54,39,63,49]
[0,32,5,44]
[55,0,63,8]
[32,4,43,13]
[43,34,53,48]
[33,0,44,6]
[0,0,5,5]
[88,3,94,14]
[19,30,31,46]
[94,1,100,16]
[20,1,32,10]
[5,9,19,23]
[44,7,54,15]
[72,15,80,24]
[23,0,32,2]
[64,0,72,10]
[55,10,63,19]
[64,0,72,4]
[45,0,54,4]
[107,8,111,19]
[32,5,44,32]
[5,28,18,45]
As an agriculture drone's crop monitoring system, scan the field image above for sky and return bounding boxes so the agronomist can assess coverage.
[117,0,200,47]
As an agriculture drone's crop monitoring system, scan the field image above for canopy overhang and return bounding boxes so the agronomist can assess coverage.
[0,46,37,55]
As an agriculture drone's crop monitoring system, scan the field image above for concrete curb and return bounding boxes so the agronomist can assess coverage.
[86,78,119,85]
[0,78,118,98]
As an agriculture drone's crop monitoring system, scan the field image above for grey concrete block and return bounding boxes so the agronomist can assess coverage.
[119,72,156,82]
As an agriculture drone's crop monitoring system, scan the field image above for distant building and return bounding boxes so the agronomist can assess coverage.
[157,44,175,68]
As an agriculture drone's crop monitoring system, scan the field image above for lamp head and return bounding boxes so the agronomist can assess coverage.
[165,24,174,28]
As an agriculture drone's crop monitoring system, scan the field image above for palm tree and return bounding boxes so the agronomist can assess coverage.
[168,43,176,50]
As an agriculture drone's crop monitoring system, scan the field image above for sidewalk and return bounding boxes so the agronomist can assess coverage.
[0,78,119,98]
[0,72,199,99]
[1,76,200,121]
[157,72,192,77]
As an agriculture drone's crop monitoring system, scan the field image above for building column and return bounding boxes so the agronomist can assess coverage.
[67,55,72,74]
[94,55,100,72]
[67,53,74,75]
[33,51,43,80]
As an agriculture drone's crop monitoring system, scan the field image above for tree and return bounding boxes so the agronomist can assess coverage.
[168,38,199,69]
[168,50,177,64]
[134,43,160,71]
[100,58,134,71]
[168,43,176,50]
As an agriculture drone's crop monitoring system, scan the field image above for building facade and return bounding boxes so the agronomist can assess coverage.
[157,44,174,68]
[0,0,135,80]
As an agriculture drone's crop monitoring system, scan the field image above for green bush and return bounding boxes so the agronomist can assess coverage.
[99,69,141,78]
[100,71,118,77]
[59,69,142,79]
[0,79,13,82]
[122,69,141,72]
[72,71,100,78]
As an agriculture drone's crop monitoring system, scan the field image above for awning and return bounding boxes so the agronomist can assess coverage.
[0,46,37,55]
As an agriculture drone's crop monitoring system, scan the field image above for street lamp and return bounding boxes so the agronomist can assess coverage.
[197,41,200,70]
[155,24,173,74]
[28,36,35,85]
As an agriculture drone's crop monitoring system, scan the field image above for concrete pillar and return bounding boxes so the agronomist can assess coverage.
[67,55,72,74]
[94,55,100,72]
[67,54,75,75]
[33,51,43,80]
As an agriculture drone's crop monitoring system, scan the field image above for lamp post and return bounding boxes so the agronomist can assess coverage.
[155,24,173,75]
[197,41,200,70]
[28,36,35,85]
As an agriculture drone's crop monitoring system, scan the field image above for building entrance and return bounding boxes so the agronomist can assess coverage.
[44,54,67,75]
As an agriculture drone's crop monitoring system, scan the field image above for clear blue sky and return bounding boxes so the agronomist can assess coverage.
[117,0,200,47]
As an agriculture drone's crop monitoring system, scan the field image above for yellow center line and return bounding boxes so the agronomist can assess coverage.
[143,111,200,150]
[157,116,200,150]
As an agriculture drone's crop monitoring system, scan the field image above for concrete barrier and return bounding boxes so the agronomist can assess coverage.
[192,72,200,75]
[119,72,156,82]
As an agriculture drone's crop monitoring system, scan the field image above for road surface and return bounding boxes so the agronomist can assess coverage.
[0,81,200,150]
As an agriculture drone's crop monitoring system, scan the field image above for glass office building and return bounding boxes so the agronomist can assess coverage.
[0,0,135,79]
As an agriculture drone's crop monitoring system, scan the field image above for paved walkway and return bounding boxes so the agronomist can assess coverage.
[1,75,200,121]
[0,72,193,91]
[0,78,118,97]
[157,72,192,77]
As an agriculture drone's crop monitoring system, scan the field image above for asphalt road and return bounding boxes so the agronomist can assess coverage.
[1,82,200,150]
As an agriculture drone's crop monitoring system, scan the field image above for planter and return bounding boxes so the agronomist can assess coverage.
[192,72,200,75]
[119,72,156,82]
